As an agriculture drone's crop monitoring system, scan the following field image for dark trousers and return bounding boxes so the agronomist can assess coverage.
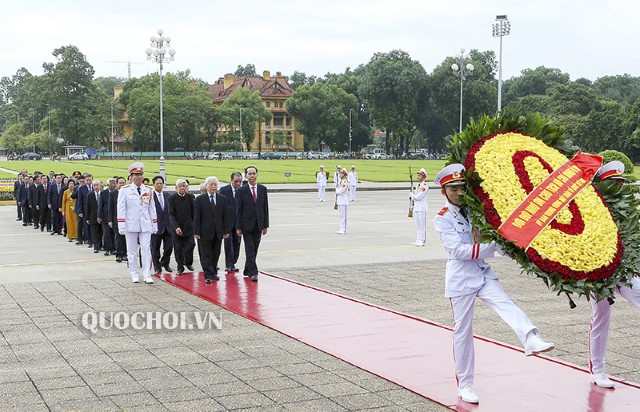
[151,229,173,270]
[40,208,51,231]
[83,219,92,243]
[198,236,222,279]
[242,227,262,277]
[16,200,22,219]
[22,203,31,224]
[76,212,84,241]
[51,209,62,233]
[224,229,241,269]
[172,232,195,270]
[90,221,103,251]
[102,221,115,252]
[114,224,127,258]
[31,207,40,228]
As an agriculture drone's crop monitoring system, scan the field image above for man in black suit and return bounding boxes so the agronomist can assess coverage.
[48,174,65,235]
[37,175,51,232]
[74,173,93,246]
[13,173,24,221]
[235,166,269,282]
[85,180,103,253]
[29,174,41,230]
[194,176,231,283]
[168,179,196,275]
[99,178,117,256]
[219,171,243,272]
[109,177,127,262]
[151,175,174,274]
[18,174,31,226]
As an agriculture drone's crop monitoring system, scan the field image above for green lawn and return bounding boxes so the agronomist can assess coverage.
[1,159,448,184]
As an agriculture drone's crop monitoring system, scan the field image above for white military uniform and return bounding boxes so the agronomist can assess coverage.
[117,183,157,282]
[412,179,429,246]
[316,170,327,202]
[336,177,349,234]
[589,161,640,380]
[434,201,539,389]
[348,169,358,201]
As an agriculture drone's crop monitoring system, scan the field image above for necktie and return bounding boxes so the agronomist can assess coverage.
[58,184,61,192]
[137,187,141,195]
[210,195,215,206]
[460,207,468,220]
[44,185,47,193]
[96,192,100,204]
[158,193,164,210]
[252,186,257,203]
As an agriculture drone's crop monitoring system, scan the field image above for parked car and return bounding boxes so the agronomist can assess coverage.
[262,152,284,160]
[242,152,259,160]
[372,153,391,160]
[68,152,89,160]
[207,152,232,160]
[20,152,42,160]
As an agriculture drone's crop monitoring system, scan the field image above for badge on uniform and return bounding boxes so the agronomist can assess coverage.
[141,192,151,205]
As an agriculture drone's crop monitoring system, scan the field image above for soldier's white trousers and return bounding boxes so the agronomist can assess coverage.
[449,279,537,388]
[414,211,426,245]
[589,277,640,374]
[318,186,326,201]
[125,231,152,280]
[349,185,356,201]
[338,205,347,234]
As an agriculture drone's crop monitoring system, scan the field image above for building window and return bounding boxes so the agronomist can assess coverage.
[279,102,284,108]
[266,101,270,107]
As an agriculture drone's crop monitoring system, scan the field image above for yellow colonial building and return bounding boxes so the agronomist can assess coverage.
[208,71,304,152]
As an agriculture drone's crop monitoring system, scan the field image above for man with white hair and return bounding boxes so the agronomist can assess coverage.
[168,179,196,275]
[316,165,327,202]
[194,176,231,283]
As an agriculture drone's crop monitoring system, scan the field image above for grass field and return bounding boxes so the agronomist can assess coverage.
[1,159,448,184]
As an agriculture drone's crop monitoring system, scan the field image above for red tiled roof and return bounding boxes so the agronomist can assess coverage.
[208,73,295,104]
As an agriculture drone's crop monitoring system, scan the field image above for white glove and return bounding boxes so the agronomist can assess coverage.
[119,229,125,236]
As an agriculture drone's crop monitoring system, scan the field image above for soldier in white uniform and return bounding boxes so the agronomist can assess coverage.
[316,165,327,202]
[411,168,429,246]
[333,165,342,188]
[589,161,640,388]
[348,165,358,201]
[335,168,349,234]
[117,162,158,284]
[433,163,554,404]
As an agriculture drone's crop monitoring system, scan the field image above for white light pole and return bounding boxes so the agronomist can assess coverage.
[111,100,115,160]
[145,29,175,180]
[348,108,353,157]
[493,15,511,113]
[451,48,474,133]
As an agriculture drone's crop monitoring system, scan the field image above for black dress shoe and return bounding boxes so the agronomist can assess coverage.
[205,279,212,284]
[154,267,162,275]
[104,251,111,256]
[186,265,194,271]
[162,265,173,272]
[22,223,27,226]
[50,232,56,236]
[94,249,99,253]
[76,241,83,245]
[16,218,22,221]
[116,257,123,263]
[213,275,220,281]
[250,275,258,282]
[177,268,184,275]
[68,239,73,242]
[231,266,239,272]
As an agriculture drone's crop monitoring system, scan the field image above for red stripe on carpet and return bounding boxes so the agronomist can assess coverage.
[156,271,640,411]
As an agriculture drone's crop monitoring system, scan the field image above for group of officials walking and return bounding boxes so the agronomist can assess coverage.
[12,162,270,285]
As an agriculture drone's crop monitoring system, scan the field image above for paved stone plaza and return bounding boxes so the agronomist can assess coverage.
[0,189,638,411]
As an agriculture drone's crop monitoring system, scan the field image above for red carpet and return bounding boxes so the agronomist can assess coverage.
[156,271,640,411]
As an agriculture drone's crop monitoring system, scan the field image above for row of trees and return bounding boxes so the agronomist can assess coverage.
[2,46,640,160]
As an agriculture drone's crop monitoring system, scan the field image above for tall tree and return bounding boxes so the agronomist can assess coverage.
[503,66,570,105]
[234,64,257,77]
[218,87,271,151]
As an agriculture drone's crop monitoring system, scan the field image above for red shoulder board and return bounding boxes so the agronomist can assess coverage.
[438,207,448,216]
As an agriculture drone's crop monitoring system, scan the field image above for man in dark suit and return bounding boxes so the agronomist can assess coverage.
[99,178,117,256]
[109,177,127,262]
[13,173,24,221]
[37,175,51,232]
[85,180,103,253]
[194,176,231,283]
[151,175,173,273]
[74,173,93,246]
[29,174,41,230]
[235,166,269,282]
[18,174,31,226]
[48,174,65,235]
[168,179,196,275]
[219,171,243,272]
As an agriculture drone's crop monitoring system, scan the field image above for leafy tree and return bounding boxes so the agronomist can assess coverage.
[576,99,627,153]
[234,64,257,77]
[94,76,126,96]
[592,75,640,105]
[286,82,358,151]
[502,66,570,105]
[218,87,271,151]
[360,50,428,154]
[287,71,318,90]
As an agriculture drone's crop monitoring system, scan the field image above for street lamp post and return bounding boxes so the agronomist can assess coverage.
[348,108,353,157]
[46,104,51,158]
[111,100,115,160]
[145,29,176,180]
[493,15,511,112]
[451,48,474,133]
[239,105,243,156]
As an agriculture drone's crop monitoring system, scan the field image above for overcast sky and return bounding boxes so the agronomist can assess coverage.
[1,0,637,84]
